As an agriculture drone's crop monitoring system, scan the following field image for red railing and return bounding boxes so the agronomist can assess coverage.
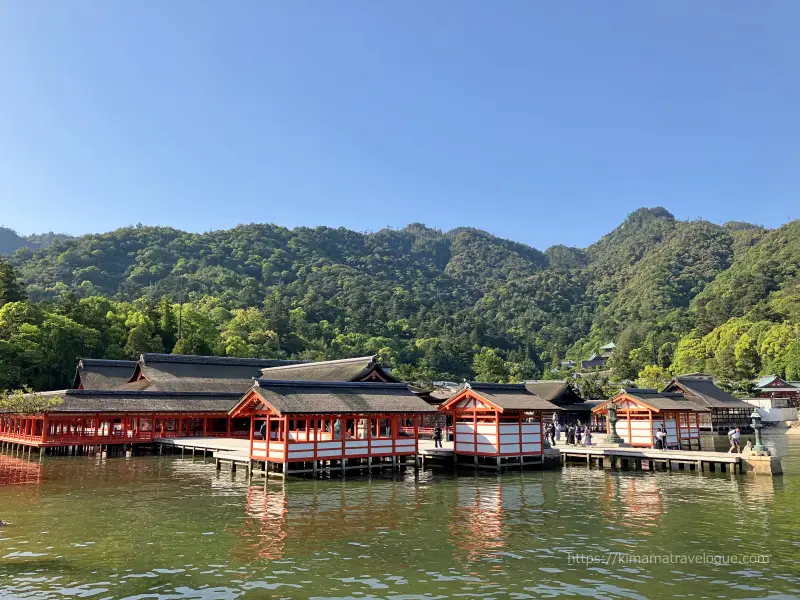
[399,426,452,437]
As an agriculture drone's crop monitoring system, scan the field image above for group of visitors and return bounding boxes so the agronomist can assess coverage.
[545,420,592,447]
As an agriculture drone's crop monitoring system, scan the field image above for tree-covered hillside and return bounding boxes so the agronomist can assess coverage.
[1,208,798,393]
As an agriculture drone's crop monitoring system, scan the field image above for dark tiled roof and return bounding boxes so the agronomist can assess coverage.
[258,356,399,383]
[139,353,305,368]
[620,388,705,411]
[524,380,583,404]
[128,353,308,394]
[665,376,754,409]
[119,375,254,394]
[73,359,137,390]
[23,390,240,414]
[242,380,438,415]
[409,386,457,405]
[557,400,605,411]
[466,383,561,412]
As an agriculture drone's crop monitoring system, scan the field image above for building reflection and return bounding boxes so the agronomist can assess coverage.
[448,475,544,563]
[0,453,43,486]
[233,477,415,561]
[598,475,664,534]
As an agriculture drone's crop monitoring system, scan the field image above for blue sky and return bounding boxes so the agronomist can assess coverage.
[1,2,797,249]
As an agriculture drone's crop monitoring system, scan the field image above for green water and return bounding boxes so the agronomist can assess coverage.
[1,435,799,599]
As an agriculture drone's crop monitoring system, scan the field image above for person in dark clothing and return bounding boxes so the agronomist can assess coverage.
[433,425,443,448]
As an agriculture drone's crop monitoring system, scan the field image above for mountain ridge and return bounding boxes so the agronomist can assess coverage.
[2,207,798,392]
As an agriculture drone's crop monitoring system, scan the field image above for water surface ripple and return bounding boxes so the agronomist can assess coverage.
[1,434,798,599]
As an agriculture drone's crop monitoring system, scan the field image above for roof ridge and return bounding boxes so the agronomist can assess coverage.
[67,389,242,398]
[140,353,307,367]
[254,379,407,389]
[259,355,377,371]
[468,382,527,389]
[79,358,137,367]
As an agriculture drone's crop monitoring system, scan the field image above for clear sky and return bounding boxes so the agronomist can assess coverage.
[1,2,797,249]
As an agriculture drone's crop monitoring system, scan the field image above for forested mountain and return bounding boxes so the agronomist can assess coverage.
[1,208,798,394]
[0,226,71,255]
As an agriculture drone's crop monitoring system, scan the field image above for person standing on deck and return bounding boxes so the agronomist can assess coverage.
[433,424,443,448]
[583,425,592,446]
[655,427,666,449]
[258,420,267,441]
[555,421,561,443]
[575,423,583,446]
[729,427,741,453]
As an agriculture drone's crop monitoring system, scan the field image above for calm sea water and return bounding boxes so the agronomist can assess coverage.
[1,434,799,600]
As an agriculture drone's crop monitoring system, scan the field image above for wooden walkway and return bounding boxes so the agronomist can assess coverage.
[153,437,748,476]
[153,437,253,473]
[154,436,420,479]
[558,445,743,473]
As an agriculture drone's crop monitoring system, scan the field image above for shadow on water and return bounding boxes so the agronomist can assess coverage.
[0,433,799,599]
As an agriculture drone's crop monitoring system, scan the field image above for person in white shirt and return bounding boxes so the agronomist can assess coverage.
[729,427,741,453]
[655,427,667,450]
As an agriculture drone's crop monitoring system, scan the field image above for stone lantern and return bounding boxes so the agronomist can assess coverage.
[750,408,768,454]
[605,401,624,445]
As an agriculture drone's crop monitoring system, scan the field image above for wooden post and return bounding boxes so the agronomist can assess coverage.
[495,410,500,459]
[249,414,255,459]
[413,413,419,456]
[695,412,702,450]
[283,416,289,463]
[473,401,478,457]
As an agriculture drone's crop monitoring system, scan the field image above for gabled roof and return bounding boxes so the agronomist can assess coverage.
[441,383,561,412]
[72,359,137,390]
[13,390,240,414]
[622,388,705,411]
[600,342,616,351]
[258,356,399,383]
[408,385,457,406]
[125,353,306,394]
[664,375,754,409]
[231,380,436,416]
[524,380,583,404]
[753,374,798,391]
[592,389,707,413]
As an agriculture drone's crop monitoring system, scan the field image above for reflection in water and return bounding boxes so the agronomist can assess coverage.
[450,478,505,561]
[0,434,798,599]
[597,474,664,534]
[240,485,288,560]
[0,454,42,486]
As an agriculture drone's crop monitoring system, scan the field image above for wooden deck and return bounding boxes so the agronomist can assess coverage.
[558,445,744,473]
[152,437,751,476]
[155,436,421,478]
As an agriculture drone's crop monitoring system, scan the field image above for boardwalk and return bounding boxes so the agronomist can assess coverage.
[558,445,743,473]
[153,436,748,475]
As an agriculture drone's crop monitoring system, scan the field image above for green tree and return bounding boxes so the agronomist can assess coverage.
[124,312,164,357]
[635,365,672,390]
[0,389,62,413]
[0,259,25,307]
[472,347,510,383]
